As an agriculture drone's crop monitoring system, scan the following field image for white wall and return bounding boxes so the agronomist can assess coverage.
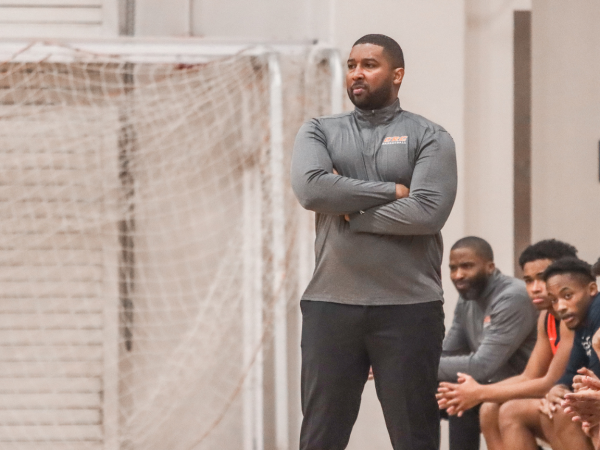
[0,0,118,38]
[531,0,600,265]
[464,0,531,276]
[134,0,191,36]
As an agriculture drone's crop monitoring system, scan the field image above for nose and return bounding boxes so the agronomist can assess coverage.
[451,269,464,281]
[531,279,544,294]
[554,299,567,315]
[351,65,365,81]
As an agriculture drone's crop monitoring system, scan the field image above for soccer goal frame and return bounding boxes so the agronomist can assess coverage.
[0,37,343,450]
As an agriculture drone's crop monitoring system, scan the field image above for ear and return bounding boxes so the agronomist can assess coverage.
[486,261,496,275]
[393,67,404,87]
[589,281,598,297]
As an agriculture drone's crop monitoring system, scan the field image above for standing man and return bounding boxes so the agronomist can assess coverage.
[437,236,538,450]
[291,34,457,450]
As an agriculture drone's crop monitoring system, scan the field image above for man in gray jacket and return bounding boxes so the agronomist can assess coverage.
[291,34,457,450]
[438,236,538,450]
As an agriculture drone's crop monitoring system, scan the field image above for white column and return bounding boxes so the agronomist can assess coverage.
[242,163,265,450]
[242,167,255,450]
[268,53,289,450]
[242,74,264,450]
[253,165,265,450]
[329,50,344,115]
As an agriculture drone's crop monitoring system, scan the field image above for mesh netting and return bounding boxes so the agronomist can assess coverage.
[0,43,335,450]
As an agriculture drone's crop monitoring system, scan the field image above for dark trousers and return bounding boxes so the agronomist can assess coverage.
[440,406,481,450]
[300,300,445,450]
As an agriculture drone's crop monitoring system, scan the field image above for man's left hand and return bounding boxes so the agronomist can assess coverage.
[436,373,482,417]
[573,368,600,392]
[541,385,569,419]
[563,389,600,427]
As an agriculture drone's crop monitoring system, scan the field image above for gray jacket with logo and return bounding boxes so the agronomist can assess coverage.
[291,99,457,305]
[438,270,538,383]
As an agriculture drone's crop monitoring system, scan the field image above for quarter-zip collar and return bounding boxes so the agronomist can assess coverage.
[475,269,502,308]
[354,98,402,126]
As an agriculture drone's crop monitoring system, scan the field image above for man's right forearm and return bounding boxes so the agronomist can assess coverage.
[291,169,398,215]
[479,375,558,404]
[291,121,398,215]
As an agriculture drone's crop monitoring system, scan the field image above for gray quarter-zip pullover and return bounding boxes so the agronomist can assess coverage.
[291,99,457,305]
[438,270,538,383]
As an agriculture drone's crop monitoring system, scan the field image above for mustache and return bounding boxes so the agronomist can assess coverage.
[350,82,368,89]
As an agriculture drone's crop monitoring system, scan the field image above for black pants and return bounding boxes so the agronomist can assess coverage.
[439,406,481,450]
[300,300,445,450]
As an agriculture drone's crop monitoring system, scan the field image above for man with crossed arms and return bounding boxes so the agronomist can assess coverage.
[292,34,456,450]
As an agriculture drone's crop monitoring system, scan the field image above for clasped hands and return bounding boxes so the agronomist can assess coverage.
[437,368,600,430]
[436,372,482,417]
[331,168,410,222]
[558,368,600,435]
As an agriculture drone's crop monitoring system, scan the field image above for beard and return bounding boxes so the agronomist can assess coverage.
[347,79,395,110]
[456,271,490,300]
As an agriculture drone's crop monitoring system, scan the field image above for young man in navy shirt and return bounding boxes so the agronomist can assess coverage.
[541,258,600,450]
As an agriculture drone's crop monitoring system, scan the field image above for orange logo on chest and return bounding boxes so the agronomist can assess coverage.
[382,136,408,145]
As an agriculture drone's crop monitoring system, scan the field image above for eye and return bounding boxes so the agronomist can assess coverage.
[564,293,572,300]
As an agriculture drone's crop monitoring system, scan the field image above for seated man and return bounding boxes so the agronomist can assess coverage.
[540,257,600,450]
[438,236,538,450]
[437,239,578,450]
[562,337,600,450]
[558,259,600,449]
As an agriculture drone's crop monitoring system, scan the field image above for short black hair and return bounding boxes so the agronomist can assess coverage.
[542,257,595,284]
[593,257,600,277]
[353,34,405,69]
[451,236,494,262]
[518,239,578,269]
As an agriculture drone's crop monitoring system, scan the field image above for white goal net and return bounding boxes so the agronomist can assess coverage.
[0,41,340,450]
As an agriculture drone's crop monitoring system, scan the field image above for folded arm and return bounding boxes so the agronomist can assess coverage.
[291,119,397,215]
[349,129,457,235]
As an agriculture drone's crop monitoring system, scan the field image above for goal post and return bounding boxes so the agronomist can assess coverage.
[0,38,343,450]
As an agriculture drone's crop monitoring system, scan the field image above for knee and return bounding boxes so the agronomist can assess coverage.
[551,406,575,432]
[480,402,499,433]
[498,399,526,432]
